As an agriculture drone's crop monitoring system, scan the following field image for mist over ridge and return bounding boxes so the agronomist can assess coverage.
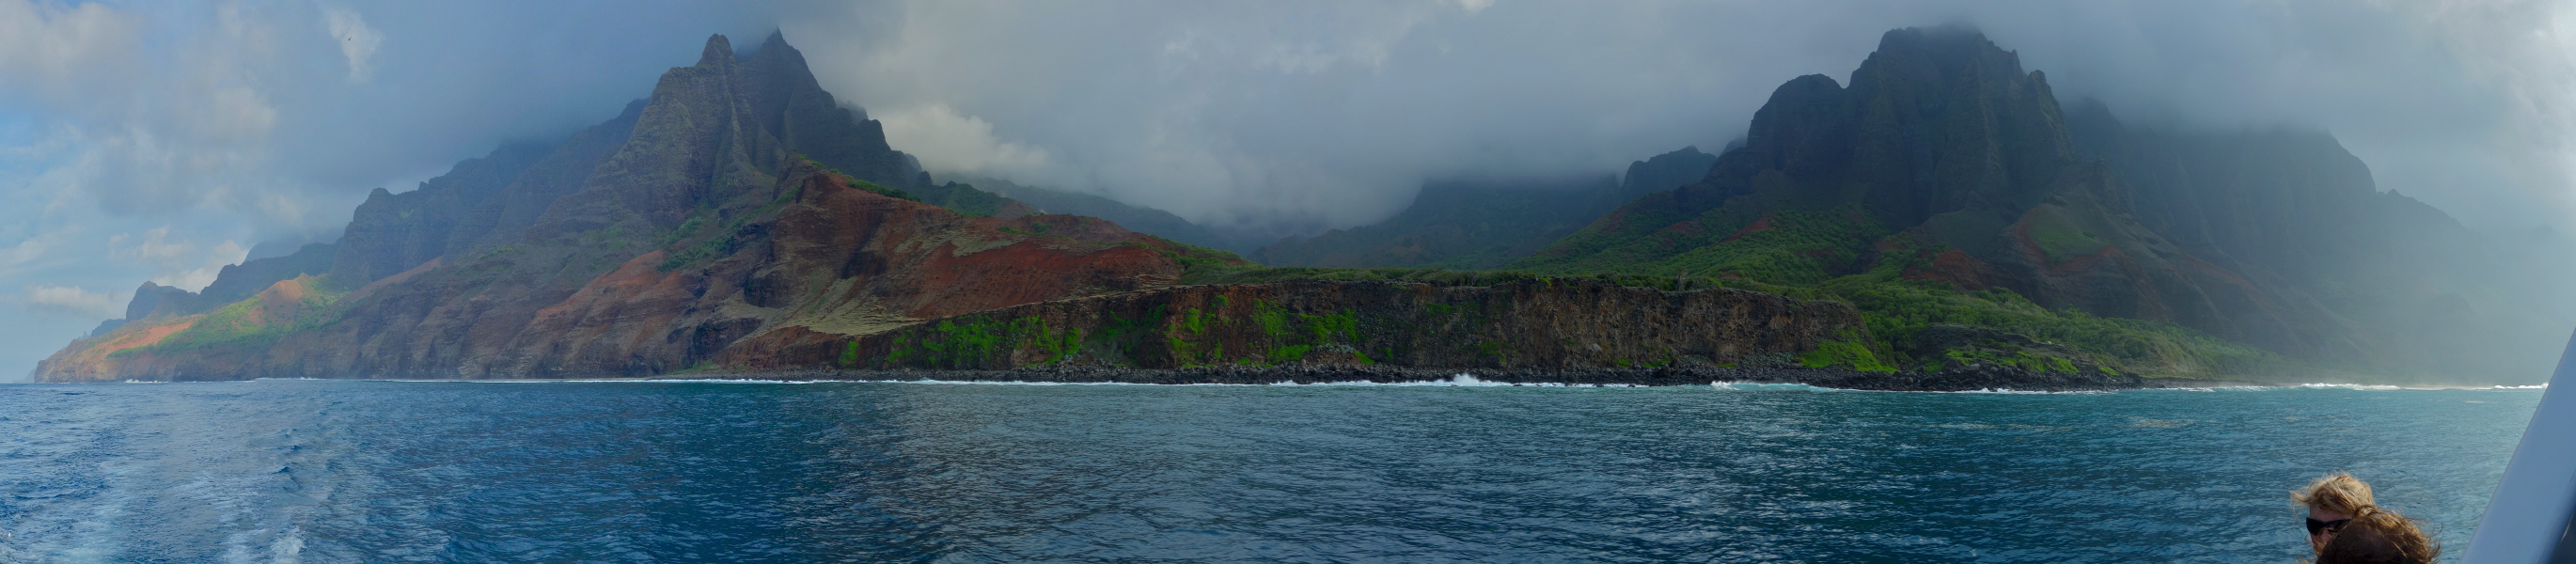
[5,0,2575,382]
[770,1,2576,243]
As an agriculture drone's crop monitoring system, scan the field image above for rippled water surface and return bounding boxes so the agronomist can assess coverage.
[0,380,2538,562]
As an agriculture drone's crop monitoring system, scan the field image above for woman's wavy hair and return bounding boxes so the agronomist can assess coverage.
[2314,506,2440,564]
[2291,472,2376,515]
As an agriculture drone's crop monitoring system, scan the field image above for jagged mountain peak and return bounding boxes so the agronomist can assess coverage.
[1861,26,2024,79]
[1673,24,2075,234]
[697,33,735,68]
[1517,26,2348,368]
[33,29,1256,382]
[749,30,796,60]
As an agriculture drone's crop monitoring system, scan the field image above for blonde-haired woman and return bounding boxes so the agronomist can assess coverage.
[2292,472,2376,551]
[2293,472,2438,563]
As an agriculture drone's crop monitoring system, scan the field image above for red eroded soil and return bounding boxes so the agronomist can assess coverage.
[99,321,196,354]
[482,163,1201,376]
[1721,215,1777,243]
[2046,244,2129,275]
[1658,220,1706,238]
[1902,249,1993,290]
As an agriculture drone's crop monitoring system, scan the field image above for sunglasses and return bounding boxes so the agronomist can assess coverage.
[2305,518,2350,536]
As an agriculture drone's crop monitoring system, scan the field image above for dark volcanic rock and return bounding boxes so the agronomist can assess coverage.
[735,32,922,192]
[728,277,1865,372]
[331,143,551,285]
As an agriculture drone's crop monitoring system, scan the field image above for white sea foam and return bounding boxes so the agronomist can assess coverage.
[2134,383,2540,394]
[1374,373,1518,386]
[363,371,1619,387]
[2293,383,2409,391]
[1940,388,2106,395]
[1294,374,1638,387]
[2126,417,2192,429]
[414,378,824,384]
[267,525,305,564]
[1927,422,1998,430]
[1704,382,2112,394]
[629,379,820,384]
[886,379,1165,386]
[449,374,1652,388]
[306,375,2564,392]
[2193,383,2546,392]
[416,377,1656,388]
[1708,382,1837,392]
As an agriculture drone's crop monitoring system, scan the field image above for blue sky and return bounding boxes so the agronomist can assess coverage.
[3,0,2573,379]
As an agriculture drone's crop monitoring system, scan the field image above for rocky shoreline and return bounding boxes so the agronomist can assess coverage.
[677,363,2263,392]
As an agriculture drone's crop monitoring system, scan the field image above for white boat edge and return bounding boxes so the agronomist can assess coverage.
[2463,328,2576,563]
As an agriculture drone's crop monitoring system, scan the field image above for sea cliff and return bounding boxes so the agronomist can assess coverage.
[726,278,1865,371]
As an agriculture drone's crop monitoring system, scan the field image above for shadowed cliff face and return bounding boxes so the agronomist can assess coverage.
[2066,103,2568,378]
[1513,26,2374,368]
[722,278,1864,372]
[331,103,642,285]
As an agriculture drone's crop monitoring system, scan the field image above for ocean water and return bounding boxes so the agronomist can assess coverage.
[0,379,2538,563]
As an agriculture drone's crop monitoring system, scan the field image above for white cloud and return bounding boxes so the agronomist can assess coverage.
[0,0,297,221]
[0,0,144,103]
[23,284,118,318]
[875,103,1054,181]
[110,227,244,291]
[322,6,383,82]
[783,0,1510,231]
[2387,0,2576,233]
